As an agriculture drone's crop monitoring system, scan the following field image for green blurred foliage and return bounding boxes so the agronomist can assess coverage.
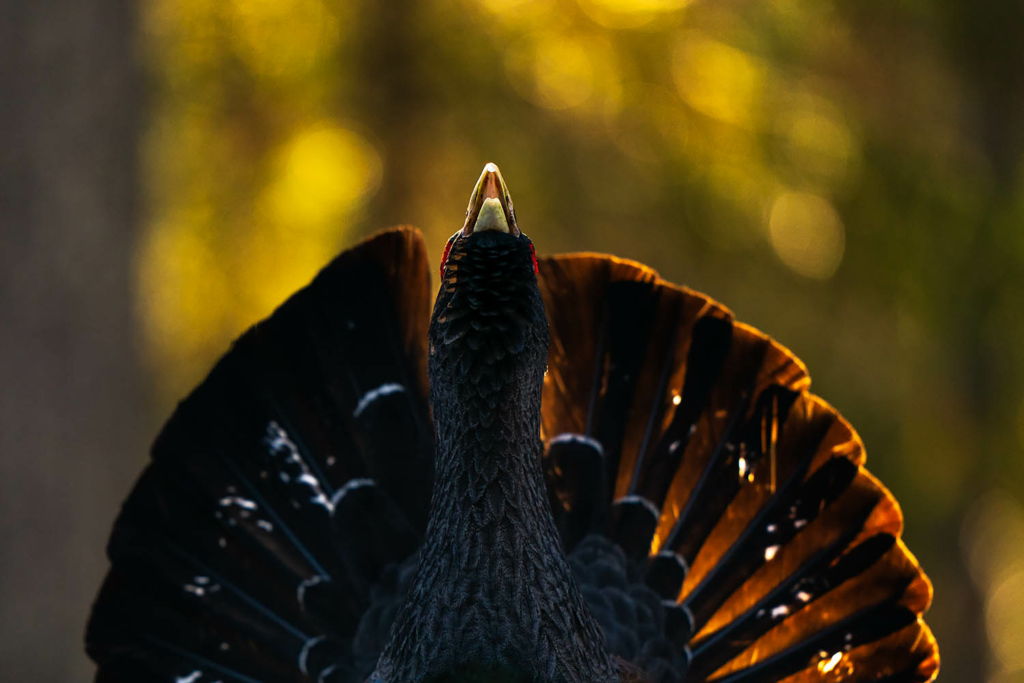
[137,0,1024,680]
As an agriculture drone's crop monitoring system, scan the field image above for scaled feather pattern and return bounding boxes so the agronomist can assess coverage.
[87,224,938,683]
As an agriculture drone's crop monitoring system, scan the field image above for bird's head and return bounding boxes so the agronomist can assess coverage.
[373,165,619,683]
[428,163,549,414]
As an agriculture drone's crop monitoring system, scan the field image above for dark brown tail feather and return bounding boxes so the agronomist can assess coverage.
[538,253,938,683]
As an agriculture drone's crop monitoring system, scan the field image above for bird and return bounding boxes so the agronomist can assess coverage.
[86,162,939,683]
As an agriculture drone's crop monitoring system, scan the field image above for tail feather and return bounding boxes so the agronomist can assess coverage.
[631,314,733,507]
[537,253,938,682]
[686,530,891,679]
[87,228,434,683]
[708,602,917,683]
[593,280,662,487]
[88,232,937,683]
[545,434,608,552]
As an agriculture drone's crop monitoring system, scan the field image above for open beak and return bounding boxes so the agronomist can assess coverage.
[461,162,520,237]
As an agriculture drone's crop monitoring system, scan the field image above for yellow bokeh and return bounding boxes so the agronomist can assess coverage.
[767,191,845,279]
[962,491,1024,677]
[962,491,1024,594]
[778,93,859,188]
[137,208,236,394]
[226,0,340,78]
[577,0,691,29]
[261,125,382,235]
[987,561,1024,671]
[36,0,1018,680]
[233,227,338,323]
[987,569,1024,673]
[673,33,767,129]
[473,0,555,25]
[138,123,380,398]
[506,32,619,112]
[87,1,1024,680]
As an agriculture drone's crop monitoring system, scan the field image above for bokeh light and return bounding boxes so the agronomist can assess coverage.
[124,1,1024,680]
[137,0,379,398]
[672,34,766,130]
[506,33,597,111]
[988,571,1024,673]
[777,94,860,191]
[261,125,381,234]
[227,0,341,79]
[8,0,1024,679]
[578,0,691,29]
[138,122,380,398]
[505,31,621,115]
[962,491,1024,680]
[768,191,845,279]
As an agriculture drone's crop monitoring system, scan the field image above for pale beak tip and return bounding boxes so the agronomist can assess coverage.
[462,162,520,237]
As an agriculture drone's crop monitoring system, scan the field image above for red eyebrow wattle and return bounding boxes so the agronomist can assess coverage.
[440,236,456,279]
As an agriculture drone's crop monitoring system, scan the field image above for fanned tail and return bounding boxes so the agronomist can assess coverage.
[86,228,435,683]
[538,254,938,683]
[88,232,937,683]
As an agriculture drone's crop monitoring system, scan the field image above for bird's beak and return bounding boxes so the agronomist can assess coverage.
[462,162,520,237]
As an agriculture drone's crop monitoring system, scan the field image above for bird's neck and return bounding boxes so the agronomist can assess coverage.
[376,378,617,683]
[430,391,549,544]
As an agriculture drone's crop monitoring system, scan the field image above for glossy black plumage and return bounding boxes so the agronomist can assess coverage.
[372,228,617,683]
[87,228,434,683]
[87,208,938,681]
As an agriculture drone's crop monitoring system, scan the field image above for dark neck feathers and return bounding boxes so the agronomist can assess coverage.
[374,234,616,683]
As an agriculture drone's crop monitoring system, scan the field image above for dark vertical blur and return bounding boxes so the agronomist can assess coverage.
[0,0,146,680]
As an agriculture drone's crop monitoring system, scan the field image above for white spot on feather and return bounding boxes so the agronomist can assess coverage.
[299,635,326,675]
[329,478,376,510]
[656,551,688,572]
[616,495,660,520]
[547,433,604,456]
[265,421,335,512]
[353,383,406,418]
[297,575,327,611]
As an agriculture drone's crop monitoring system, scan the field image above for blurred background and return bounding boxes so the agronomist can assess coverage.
[2,0,1023,680]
